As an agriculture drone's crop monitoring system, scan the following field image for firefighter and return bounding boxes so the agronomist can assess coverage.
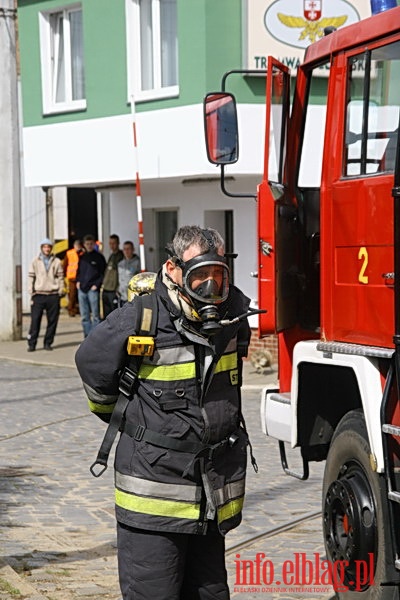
[75,225,252,600]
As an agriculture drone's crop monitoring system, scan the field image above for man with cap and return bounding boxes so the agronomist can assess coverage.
[27,238,64,351]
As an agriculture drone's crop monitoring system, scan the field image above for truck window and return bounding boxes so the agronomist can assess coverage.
[298,66,328,188]
[296,63,328,332]
[345,40,400,177]
[268,67,289,185]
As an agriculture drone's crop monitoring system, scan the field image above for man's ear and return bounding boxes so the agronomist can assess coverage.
[165,258,177,280]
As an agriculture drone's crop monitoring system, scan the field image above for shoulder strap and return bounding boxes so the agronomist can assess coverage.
[135,291,158,336]
[90,293,158,477]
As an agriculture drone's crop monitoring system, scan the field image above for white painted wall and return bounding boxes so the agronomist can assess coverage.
[22,104,265,187]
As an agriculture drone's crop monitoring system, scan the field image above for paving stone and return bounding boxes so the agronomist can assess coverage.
[0,317,334,599]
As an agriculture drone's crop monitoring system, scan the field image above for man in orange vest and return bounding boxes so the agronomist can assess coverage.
[64,239,84,317]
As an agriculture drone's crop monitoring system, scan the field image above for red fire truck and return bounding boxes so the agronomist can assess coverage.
[204,5,400,598]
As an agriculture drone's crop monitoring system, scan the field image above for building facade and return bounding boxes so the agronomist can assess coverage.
[17,0,373,338]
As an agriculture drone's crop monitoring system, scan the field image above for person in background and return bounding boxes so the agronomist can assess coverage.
[117,241,141,306]
[102,234,123,317]
[76,234,106,338]
[27,238,64,352]
[63,239,83,317]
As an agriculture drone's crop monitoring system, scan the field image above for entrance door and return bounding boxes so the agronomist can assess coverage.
[67,188,98,245]
[204,210,234,282]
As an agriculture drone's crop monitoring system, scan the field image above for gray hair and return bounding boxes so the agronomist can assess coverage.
[170,225,225,259]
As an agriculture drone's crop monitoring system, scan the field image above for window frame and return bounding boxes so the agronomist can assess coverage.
[343,41,400,178]
[39,3,86,115]
[125,0,179,104]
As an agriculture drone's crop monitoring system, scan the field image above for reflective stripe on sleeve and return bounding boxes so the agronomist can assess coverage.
[218,496,244,524]
[83,382,118,413]
[88,400,115,415]
[214,478,246,507]
[214,352,238,374]
[88,399,115,414]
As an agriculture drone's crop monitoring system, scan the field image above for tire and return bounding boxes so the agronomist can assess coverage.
[322,409,399,600]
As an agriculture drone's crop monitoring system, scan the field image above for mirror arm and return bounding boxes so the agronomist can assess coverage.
[221,165,257,200]
[217,69,265,200]
[221,69,265,92]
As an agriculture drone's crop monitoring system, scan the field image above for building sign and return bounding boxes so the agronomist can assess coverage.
[244,0,371,74]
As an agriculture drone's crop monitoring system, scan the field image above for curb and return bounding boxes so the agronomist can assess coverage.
[0,558,46,599]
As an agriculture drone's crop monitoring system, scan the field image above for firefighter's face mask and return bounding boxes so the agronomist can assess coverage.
[182,253,229,306]
[171,250,230,336]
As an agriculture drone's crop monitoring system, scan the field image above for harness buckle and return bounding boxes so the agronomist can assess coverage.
[119,367,137,398]
[134,424,146,441]
[90,459,108,478]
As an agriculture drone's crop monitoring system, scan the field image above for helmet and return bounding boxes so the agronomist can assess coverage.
[127,272,157,301]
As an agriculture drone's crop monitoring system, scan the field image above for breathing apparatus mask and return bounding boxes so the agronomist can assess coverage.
[167,229,266,337]
[180,252,230,335]
[167,231,229,336]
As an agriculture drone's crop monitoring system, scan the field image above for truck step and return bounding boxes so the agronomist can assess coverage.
[316,341,393,358]
[383,424,400,437]
[388,491,400,503]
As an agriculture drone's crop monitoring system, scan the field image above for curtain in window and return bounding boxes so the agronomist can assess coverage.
[70,10,85,100]
[52,14,66,103]
[160,0,177,87]
[140,0,154,90]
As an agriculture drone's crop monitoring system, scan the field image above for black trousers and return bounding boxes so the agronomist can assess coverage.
[102,290,119,317]
[28,294,60,348]
[117,522,230,600]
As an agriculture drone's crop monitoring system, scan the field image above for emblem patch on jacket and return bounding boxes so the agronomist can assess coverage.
[230,369,239,385]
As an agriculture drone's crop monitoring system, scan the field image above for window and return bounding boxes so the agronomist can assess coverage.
[298,66,329,188]
[39,5,86,114]
[126,0,178,102]
[344,41,400,177]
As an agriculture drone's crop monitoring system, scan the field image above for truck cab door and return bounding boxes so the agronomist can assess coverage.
[258,57,296,336]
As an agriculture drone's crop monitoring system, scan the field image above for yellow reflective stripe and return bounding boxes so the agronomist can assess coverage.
[88,399,115,414]
[218,497,244,524]
[115,488,201,520]
[214,352,237,374]
[138,362,196,381]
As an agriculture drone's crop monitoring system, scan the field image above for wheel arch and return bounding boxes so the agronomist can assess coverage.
[291,341,388,470]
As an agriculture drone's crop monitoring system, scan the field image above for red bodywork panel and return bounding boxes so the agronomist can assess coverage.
[256,7,400,389]
[323,175,394,347]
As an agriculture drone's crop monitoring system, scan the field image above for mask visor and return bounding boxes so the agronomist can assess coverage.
[184,261,230,304]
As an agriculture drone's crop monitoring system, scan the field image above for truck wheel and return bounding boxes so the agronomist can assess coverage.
[322,409,398,599]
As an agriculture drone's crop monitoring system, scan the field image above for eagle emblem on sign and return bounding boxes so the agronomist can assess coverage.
[278,1,347,43]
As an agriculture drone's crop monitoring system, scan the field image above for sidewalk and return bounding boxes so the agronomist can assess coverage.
[0,311,278,389]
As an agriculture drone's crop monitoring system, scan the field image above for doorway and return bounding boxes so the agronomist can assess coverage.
[204,210,234,283]
[67,188,98,246]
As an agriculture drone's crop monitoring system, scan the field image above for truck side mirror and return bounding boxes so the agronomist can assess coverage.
[203,93,239,165]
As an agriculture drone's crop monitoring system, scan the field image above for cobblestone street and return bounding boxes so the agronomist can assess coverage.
[0,316,334,599]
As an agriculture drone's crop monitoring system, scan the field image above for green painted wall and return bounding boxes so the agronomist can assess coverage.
[18,0,263,128]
